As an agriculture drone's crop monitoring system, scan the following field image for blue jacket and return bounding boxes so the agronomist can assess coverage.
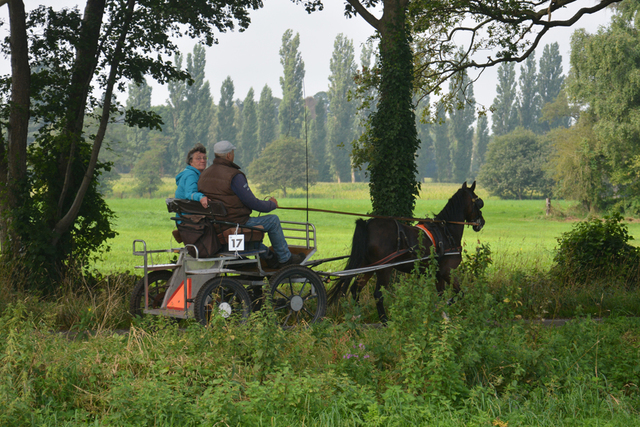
[175,165,205,202]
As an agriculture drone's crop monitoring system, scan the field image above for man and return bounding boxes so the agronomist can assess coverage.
[198,140,304,267]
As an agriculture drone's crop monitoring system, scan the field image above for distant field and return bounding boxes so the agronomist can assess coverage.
[94,180,640,274]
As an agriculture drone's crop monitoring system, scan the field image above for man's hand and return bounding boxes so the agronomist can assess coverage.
[200,196,209,208]
[269,197,278,207]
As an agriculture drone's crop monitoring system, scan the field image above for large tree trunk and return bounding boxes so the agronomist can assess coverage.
[1,0,30,255]
[347,0,420,217]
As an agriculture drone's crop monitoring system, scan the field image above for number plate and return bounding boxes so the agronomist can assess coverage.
[228,234,245,251]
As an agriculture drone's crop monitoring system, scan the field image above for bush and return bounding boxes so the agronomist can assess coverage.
[552,212,640,284]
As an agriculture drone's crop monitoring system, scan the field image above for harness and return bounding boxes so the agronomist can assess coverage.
[415,222,461,257]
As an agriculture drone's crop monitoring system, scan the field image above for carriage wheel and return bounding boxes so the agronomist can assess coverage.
[269,265,327,327]
[129,270,173,317]
[194,277,252,326]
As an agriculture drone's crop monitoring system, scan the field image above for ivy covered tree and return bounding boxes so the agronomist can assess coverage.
[0,0,262,290]
[278,29,305,139]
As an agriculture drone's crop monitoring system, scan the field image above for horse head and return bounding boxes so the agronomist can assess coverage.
[462,181,485,232]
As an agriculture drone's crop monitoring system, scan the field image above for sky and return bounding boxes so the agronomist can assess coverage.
[2,1,614,112]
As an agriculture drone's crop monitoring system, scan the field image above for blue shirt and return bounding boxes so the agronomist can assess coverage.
[175,165,205,202]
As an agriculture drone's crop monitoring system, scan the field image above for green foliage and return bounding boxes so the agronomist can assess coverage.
[279,30,305,139]
[362,20,420,217]
[248,136,317,197]
[478,128,553,199]
[517,52,541,132]
[491,62,518,137]
[257,84,278,151]
[552,212,640,283]
[448,67,476,183]
[567,10,640,210]
[239,87,259,167]
[217,76,237,145]
[327,34,357,183]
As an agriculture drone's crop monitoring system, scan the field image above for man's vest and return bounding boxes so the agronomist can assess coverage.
[198,157,251,227]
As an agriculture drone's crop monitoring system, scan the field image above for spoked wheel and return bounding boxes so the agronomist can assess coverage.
[269,265,327,327]
[130,270,173,317]
[194,277,252,326]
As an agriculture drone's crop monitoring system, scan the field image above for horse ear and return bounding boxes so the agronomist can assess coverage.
[462,181,467,189]
[470,181,476,191]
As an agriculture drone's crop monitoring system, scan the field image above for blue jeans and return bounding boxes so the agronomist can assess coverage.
[245,215,291,263]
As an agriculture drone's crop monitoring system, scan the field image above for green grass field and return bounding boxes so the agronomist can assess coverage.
[95,181,640,275]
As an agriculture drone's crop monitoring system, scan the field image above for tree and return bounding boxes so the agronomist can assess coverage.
[470,114,489,178]
[432,103,450,182]
[448,69,475,183]
[309,95,329,181]
[239,88,259,167]
[327,34,357,183]
[491,62,518,136]
[517,53,541,132]
[415,95,434,180]
[249,136,317,197]
[125,79,152,161]
[538,42,567,131]
[278,30,305,139]
[297,0,618,217]
[1,0,262,289]
[257,84,278,155]
[217,76,237,146]
[478,128,553,199]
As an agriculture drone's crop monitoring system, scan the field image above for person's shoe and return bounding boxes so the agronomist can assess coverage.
[280,252,305,267]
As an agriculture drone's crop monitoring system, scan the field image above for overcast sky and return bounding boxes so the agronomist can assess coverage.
[2,1,614,112]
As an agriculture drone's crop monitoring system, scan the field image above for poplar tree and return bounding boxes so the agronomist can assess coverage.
[448,71,476,183]
[309,96,329,181]
[415,96,434,180]
[538,42,567,131]
[257,84,278,154]
[491,62,518,136]
[167,44,213,173]
[279,30,305,139]
[471,114,490,178]
[239,88,259,166]
[433,104,450,182]
[517,52,541,132]
[327,34,357,183]
[125,79,152,163]
[217,76,237,146]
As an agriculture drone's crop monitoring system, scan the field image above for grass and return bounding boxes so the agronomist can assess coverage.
[96,180,640,274]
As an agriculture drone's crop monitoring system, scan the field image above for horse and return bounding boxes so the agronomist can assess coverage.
[327,181,485,322]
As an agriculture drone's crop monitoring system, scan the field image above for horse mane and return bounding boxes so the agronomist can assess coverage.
[434,188,466,222]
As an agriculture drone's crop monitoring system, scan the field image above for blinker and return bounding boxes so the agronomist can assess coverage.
[474,198,484,209]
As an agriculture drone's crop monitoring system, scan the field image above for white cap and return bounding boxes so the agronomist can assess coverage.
[213,140,236,155]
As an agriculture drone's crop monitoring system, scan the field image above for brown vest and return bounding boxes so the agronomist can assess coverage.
[198,157,252,226]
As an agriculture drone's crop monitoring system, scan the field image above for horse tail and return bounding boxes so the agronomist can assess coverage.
[328,218,369,305]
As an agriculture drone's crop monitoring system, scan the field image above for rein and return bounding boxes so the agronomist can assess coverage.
[278,206,481,227]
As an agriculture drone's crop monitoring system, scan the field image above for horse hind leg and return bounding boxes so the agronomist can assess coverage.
[350,272,373,302]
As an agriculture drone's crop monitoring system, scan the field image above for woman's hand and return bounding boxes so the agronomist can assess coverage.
[200,196,209,208]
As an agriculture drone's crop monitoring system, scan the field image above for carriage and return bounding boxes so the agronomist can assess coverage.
[130,182,485,326]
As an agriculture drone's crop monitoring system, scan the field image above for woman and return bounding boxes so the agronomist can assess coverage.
[175,143,208,208]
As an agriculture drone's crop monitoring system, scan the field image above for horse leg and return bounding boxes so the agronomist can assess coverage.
[350,272,372,302]
[373,269,392,324]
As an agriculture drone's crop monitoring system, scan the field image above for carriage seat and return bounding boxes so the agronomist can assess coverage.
[166,198,265,257]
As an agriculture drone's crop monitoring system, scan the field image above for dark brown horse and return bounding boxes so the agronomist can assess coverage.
[328,181,485,322]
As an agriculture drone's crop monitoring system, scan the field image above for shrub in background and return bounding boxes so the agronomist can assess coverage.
[552,212,640,284]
